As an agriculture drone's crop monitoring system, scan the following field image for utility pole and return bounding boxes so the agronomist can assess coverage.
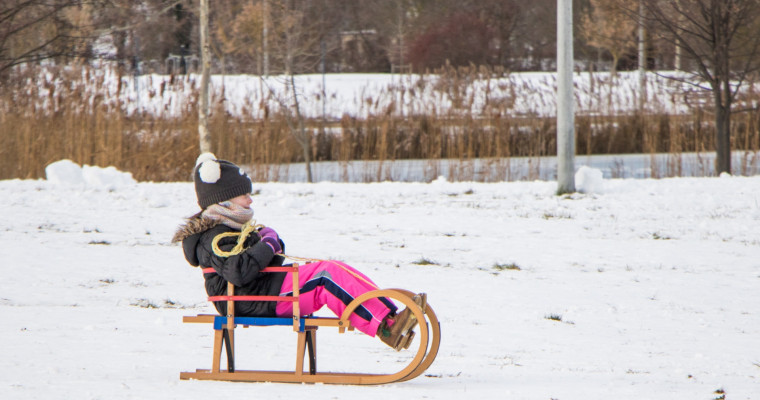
[556,0,575,194]
[638,1,647,111]
[198,0,212,154]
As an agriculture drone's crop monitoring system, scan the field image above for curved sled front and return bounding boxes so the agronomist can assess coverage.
[388,288,441,383]
[180,286,441,385]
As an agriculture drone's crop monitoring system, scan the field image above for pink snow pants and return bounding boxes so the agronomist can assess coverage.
[275,260,396,337]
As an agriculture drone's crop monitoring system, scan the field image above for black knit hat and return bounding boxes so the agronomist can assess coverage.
[193,153,252,209]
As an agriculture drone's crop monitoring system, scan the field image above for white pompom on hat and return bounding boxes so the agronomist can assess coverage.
[198,157,222,184]
[193,153,252,209]
[195,152,217,166]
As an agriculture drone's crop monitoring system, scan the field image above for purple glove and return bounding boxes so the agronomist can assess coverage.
[258,227,282,254]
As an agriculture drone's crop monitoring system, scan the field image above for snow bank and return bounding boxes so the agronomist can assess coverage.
[45,159,136,190]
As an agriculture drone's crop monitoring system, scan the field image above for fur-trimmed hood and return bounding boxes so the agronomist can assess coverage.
[172,214,225,267]
[171,213,220,243]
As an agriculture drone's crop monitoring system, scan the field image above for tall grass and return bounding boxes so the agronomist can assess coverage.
[1,64,758,182]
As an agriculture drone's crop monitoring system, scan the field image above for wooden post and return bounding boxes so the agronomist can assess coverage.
[292,264,300,331]
[211,329,223,373]
[295,332,306,376]
[226,282,235,365]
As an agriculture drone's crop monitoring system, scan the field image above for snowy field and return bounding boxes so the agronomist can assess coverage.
[1,162,758,400]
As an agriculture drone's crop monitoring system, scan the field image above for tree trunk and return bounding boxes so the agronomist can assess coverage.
[198,0,212,154]
[299,122,313,183]
[713,16,733,176]
[263,0,269,77]
[714,93,731,175]
[291,76,313,183]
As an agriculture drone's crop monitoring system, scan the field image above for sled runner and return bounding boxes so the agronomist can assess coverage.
[180,264,441,385]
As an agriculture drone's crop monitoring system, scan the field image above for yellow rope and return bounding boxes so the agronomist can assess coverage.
[211,221,379,290]
[211,220,264,257]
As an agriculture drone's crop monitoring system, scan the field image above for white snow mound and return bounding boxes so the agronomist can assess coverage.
[575,165,604,194]
[45,159,136,190]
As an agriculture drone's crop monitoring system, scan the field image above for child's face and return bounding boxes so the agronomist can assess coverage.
[229,193,252,209]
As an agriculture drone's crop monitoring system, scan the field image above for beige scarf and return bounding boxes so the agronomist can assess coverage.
[201,201,253,230]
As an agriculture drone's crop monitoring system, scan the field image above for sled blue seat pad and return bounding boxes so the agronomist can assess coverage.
[212,315,306,331]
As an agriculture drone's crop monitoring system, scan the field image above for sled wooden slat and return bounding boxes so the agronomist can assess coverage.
[180,263,440,385]
[183,314,216,323]
[181,369,418,385]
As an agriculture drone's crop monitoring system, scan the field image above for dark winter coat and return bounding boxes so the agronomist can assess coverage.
[172,216,287,317]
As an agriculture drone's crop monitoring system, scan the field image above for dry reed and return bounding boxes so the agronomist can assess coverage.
[1,64,759,182]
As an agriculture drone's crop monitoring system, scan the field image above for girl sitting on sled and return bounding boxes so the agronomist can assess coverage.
[173,153,425,351]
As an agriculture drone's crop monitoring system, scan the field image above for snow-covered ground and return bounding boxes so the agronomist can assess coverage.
[1,162,758,399]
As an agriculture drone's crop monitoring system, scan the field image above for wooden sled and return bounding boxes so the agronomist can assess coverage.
[180,264,441,385]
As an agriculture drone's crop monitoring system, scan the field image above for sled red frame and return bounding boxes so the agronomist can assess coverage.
[180,264,441,384]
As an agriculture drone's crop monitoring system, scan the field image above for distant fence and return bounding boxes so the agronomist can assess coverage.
[247,151,760,183]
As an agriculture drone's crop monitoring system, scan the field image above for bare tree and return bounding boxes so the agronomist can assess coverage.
[213,1,266,74]
[638,0,760,175]
[475,0,525,68]
[275,1,322,182]
[84,0,194,75]
[345,0,424,71]
[213,0,336,181]
[258,75,314,182]
[260,0,332,182]
[581,0,637,76]
[0,0,94,78]
[198,0,211,153]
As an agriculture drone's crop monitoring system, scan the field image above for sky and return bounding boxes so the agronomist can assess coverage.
[1,161,758,399]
